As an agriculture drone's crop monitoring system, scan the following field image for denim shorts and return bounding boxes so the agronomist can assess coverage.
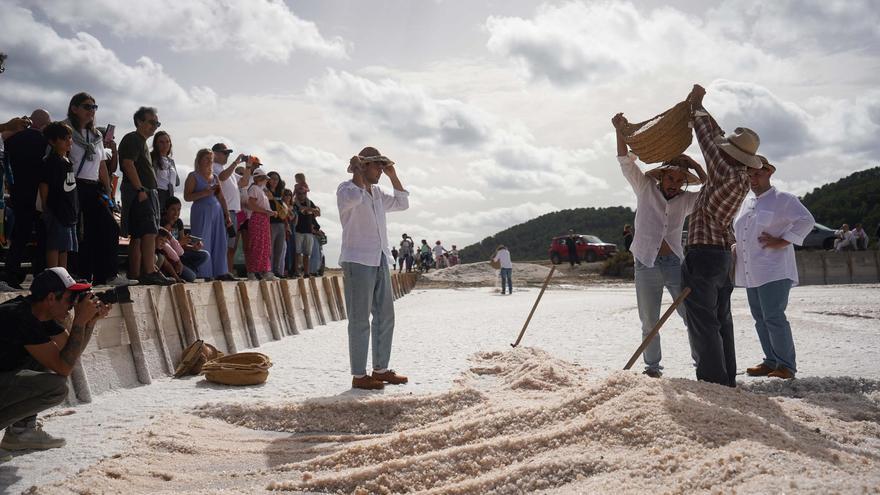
[295,232,314,255]
[44,212,78,252]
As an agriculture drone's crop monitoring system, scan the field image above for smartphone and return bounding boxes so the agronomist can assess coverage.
[188,236,202,244]
[104,124,115,143]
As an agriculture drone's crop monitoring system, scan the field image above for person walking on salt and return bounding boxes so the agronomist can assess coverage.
[337,147,410,390]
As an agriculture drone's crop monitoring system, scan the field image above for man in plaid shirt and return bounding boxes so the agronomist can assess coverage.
[683,84,763,387]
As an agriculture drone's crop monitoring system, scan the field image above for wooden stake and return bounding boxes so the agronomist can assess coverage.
[146,288,175,373]
[120,302,152,384]
[623,287,691,370]
[171,283,197,346]
[212,281,238,353]
[237,281,259,347]
[260,280,283,340]
[510,265,556,348]
[279,279,300,335]
[297,278,314,329]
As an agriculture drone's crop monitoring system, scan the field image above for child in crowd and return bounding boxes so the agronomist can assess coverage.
[294,172,309,194]
[155,228,184,283]
[282,188,297,277]
[39,122,78,269]
[245,168,276,280]
[161,197,210,277]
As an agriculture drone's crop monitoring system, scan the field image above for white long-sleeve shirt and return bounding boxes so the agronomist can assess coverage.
[337,180,409,267]
[619,152,700,267]
[492,249,513,269]
[733,186,815,288]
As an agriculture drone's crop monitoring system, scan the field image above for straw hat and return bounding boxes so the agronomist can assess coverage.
[757,154,776,173]
[715,127,762,169]
[645,157,702,185]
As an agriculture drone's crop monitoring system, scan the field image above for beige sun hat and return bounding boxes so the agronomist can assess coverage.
[714,127,762,168]
[646,155,702,185]
[756,154,776,173]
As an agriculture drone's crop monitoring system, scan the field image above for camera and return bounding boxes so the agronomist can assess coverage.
[76,286,133,305]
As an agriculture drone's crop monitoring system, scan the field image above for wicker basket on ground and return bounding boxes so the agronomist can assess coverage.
[202,352,273,386]
[174,340,224,377]
[620,101,693,164]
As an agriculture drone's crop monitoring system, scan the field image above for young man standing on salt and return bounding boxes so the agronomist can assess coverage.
[612,113,707,378]
[337,147,409,390]
[682,84,761,387]
[733,156,814,380]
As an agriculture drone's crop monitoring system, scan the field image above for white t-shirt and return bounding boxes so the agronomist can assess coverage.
[155,156,178,191]
[493,249,513,269]
[70,128,108,181]
[246,184,270,219]
[213,161,241,212]
[432,244,445,258]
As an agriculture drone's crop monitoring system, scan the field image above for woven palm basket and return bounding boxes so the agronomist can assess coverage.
[203,352,273,386]
[174,340,224,377]
[620,101,693,164]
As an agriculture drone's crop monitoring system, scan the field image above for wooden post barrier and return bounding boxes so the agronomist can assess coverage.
[70,360,92,403]
[146,288,175,373]
[212,281,238,353]
[297,278,315,329]
[308,277,327,326]
[237,281,259,347]
[322,277,340,321]
[185,290,202,341]
[331,276,346,320]
[279,279,300,335]
[260,280,283,340]
[120,302,153,385]
[171,283,197,346]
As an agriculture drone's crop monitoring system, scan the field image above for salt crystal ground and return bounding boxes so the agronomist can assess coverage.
[3,274,880,493]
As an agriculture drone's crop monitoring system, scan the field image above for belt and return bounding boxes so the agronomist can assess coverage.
[76,178,100,184]
[686,244,727,251]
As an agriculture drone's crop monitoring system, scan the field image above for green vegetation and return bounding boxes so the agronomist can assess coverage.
[800,166,880,239]
[459,206,635,262]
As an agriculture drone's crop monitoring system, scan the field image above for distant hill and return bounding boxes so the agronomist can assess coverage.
[459,206,634,262]
[800,166,880,234]
[460,166,880,263]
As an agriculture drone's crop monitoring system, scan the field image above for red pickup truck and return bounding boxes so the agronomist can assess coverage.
[549,234,617,263]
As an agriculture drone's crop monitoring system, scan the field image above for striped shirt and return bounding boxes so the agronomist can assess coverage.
[686,109,750,247]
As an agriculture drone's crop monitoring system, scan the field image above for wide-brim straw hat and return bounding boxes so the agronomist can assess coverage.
[645,164,702,185]
[757,154,776,173]
[715,127,762,169]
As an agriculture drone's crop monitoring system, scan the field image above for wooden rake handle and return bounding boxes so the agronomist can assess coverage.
[623,287,691,370]
[510,264,556,348]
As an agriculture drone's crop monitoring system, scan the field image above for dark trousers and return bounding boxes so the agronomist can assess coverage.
[77,181,120,284]
[5,185,38,285]
[567,246,579,266]
[0,360,68,430]
[681,247,736,387]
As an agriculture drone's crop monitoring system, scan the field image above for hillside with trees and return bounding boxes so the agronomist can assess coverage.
[459,206,635,262]
[459,166,879,263]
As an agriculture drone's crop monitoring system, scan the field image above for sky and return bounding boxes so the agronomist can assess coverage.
[2,0,878,266]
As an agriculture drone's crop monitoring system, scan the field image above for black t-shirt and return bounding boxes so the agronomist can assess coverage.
[294,199,318,234]
[41,152,79,225]
[118,131,157,189]
[4,128,47,194]
[0,296,65,372]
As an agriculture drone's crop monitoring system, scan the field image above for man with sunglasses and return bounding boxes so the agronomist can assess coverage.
[119,106,172,285]
[211,143,246,281]
[0,267,110,452]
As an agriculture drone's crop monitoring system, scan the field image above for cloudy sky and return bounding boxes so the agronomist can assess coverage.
[2,0,878,265]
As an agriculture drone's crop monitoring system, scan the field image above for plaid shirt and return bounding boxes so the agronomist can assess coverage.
[686,109,750,247]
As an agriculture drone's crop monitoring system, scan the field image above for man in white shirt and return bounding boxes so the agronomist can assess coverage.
[852,223,869,251]
[834,224,856,252]
[734,156,814,379]
[432,241,447,268]
[211,143,245,280]
[337,147,409,390]
[613,113,707,378]
[492,245,513,294]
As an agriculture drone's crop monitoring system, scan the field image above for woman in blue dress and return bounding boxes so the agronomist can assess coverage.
[183,149,232,279]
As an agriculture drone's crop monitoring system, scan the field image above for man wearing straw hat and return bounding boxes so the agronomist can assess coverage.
[733,155,814,380]
[682,84,762,387]
[337,147,409,390]
[613,113,706,378]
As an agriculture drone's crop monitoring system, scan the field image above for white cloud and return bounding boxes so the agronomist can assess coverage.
[434,202,559,231]
[407,185,486,202]
[30,0,348,62]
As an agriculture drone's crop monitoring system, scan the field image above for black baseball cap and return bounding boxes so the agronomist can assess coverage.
[211,143,233,154]
[30,267,91,299]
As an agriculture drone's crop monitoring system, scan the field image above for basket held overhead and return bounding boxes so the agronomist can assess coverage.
[620,101,693,164]
[202,352,273,386]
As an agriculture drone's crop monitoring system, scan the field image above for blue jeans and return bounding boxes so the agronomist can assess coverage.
[341,254,395,376]
[746,279,796,373]
[180,249,210,278]
[500,268,512,293]
[635,255,691,372]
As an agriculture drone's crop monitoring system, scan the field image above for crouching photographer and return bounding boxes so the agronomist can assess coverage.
[0,267,111,452]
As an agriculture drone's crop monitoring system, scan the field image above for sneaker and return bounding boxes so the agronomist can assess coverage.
[1,424,66,450]
[246,273,258,281]
[138,272,175,286]
[0,449,11,462]
[768,367,795,379]
[262,272,277,281]
[643,369,662,378]
[746,363,774,377]
[0,281,17,293]
[216,273,237,282]
[372,369,408,385]
[105,274,138,287]
[352,375,384,390]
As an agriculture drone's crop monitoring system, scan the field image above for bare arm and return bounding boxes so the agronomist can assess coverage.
[217,157,241,182]
[120,158,143,190]
[25,296,103,376]
[98,160,112,194]
[612,113,629,157]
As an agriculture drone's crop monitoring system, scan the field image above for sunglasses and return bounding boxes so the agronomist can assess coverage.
[217,149,232,154]
[148,119,161,127]
[80,103,99,111]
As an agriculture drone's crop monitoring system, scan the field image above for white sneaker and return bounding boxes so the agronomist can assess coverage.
[246,273,258,281]
[262,272,277,281]
[106,274,138,287]
[1,424,66,450]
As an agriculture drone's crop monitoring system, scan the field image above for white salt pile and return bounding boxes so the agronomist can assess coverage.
[422,262,557,285]
[28,348,880,494]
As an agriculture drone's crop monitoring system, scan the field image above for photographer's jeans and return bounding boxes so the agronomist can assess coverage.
[635,255,691,372]
[342,254,395,376]
[0,360,67,430]
[746,278,797,373]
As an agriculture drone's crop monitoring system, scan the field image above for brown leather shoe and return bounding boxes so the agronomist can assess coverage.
[352,375,384,390]
[746,363,774,376]
[372,370,408,385]
[768,367,795,379]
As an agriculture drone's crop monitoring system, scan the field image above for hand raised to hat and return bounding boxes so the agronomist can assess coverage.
[611,113,628,131]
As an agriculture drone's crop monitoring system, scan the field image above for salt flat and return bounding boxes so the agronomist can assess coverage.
[4,283,879,494]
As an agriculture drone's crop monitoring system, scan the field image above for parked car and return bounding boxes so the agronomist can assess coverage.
[549,234,617,264]
[799,222,838,250]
